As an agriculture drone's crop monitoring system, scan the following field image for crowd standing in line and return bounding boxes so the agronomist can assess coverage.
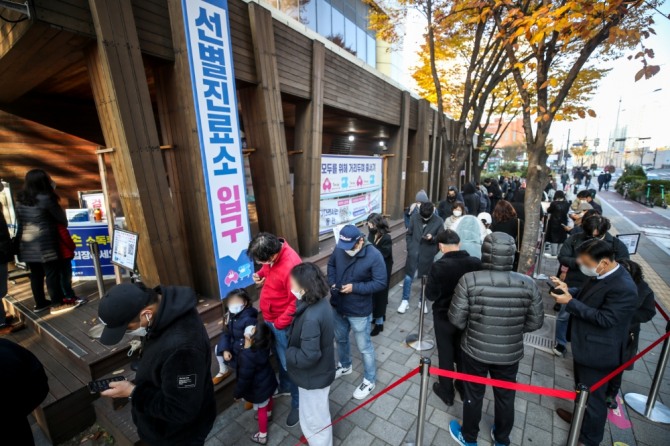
[0,168,662,446]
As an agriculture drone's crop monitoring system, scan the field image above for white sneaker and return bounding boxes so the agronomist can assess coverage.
[353,379,375,400]
[335,364,352,379]
[397,300,409,314]
[423,302,429,314]
[544,253,557,259]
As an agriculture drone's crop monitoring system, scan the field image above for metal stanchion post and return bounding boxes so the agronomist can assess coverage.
[625,321,670,423]
[415,357,431,446]
[87,241,106,298]
[566,384,590,446]
[405,276,434,351]
[533,215,550,279]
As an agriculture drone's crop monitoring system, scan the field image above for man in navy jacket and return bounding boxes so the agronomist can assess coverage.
[551,239,638,446]
[328,224,387,400]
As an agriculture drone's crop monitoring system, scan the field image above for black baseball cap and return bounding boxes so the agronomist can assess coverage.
[98,284,153,346]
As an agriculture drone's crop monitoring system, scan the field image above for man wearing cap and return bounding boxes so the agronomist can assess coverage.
[328,224,387,400]
[97,283,216,445]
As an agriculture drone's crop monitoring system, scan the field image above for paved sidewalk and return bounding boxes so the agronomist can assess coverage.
[207,254,670,445]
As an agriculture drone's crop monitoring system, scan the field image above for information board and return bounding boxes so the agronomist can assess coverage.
[69,224,115,279]
[181,0,254,296]
[111,229,139,271]
[319,155,383,235]
[616,233,641,255]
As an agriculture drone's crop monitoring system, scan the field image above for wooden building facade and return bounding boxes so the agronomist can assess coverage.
[0,0,453,299]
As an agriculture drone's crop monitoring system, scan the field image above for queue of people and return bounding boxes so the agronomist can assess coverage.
[1,170,662,446]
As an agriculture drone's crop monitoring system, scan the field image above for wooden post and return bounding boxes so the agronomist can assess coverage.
[385,91,410,219]
[405,99,431,204]
[95,147,123,284]
[293,41,325,256]
[85,0,191,287]
[239,3,298,247]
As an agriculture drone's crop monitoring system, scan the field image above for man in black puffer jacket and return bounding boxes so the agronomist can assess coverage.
[448,232,543,446]
[98,283,216,445]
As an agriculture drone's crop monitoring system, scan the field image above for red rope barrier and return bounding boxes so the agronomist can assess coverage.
[590,328,670,392]
[655,301,670,321]
[294,367,420,446]
[429,367,577,400]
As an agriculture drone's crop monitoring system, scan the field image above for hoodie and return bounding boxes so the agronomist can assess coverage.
[131,286,216,445]
[327,240,388,317]
[462,182,480,216]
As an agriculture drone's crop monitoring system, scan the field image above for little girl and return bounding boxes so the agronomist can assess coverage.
[234,322,278,445]
[213,289,258,384]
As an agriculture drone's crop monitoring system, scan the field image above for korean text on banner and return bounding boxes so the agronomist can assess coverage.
[181,0,254,296]
[320,155,383,234]
[69,225,115,279]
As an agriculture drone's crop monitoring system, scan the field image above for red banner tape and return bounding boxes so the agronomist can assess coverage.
[429,367,577,400]
[655,301,670,321]
[294,367,420,446]
[590,328,670,392]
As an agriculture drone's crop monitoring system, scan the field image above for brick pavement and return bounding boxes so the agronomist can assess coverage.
[206,199,670,445]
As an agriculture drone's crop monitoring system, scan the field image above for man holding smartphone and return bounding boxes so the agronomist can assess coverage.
[97,283,216,446]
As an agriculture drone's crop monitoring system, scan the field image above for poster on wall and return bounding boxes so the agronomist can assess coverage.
[111,229,140,271]
[181,0,254,296]
[319,155,383,235]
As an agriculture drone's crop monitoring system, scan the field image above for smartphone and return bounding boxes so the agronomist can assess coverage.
[546,280,564,295]
[88,376,126,394]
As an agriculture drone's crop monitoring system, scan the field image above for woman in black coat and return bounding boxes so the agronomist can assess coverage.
[16,169,73,314]
[490,200,524,270]
[367,213,393,335]
[286,263,335,446]
[545,191,570,258]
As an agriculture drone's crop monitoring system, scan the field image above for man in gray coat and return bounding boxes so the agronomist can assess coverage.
[448,232,544,446]
[399,202,443,314]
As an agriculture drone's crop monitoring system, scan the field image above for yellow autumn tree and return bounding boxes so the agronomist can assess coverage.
[483,0,662,271]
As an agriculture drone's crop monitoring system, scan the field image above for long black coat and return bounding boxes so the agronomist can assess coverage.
[234,346,278,404]
[0,210,11,264]
[16,194,67,263]
[546,200,570,243]
[405,212,443,277]
[566,266,638,370]
[286,298,336,390]
[426,250,482,315]
[369,231,393,319]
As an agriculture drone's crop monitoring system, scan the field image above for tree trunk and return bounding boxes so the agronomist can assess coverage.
[440,138,468,197]
[472,159,483,183]
[518,146,549,274]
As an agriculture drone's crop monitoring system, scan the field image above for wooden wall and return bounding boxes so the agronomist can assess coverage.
[0,111,109,209]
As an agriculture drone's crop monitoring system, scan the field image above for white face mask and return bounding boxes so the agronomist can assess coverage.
[291,289,304,300]
[126,313,151,337]
[452,210,462,217]
[579,260,602,277]
[229,304,245,315]
[345,248,361,257]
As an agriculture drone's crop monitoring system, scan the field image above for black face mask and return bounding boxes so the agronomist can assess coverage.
[369,227,378,234]
[447,195,456,202]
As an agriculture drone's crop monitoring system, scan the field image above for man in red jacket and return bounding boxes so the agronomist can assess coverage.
[248,232,302,427]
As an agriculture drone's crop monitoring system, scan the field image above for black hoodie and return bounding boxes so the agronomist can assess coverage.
[131,286,216,445]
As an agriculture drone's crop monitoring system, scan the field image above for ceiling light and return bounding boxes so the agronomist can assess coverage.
[348,135,355,142]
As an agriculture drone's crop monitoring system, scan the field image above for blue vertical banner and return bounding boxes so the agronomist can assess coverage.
[69,224,115,279]
[181,0,254,296]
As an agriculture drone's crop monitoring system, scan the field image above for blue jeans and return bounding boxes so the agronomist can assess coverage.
[333,310,376,383]
[267,321,299,409]
[555,304,569,347]
[402,273,415,301]
[0,263,7,325]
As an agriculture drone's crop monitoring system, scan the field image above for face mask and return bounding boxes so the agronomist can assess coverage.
[345,248,361,257]
[579,260,602,277]
[229,304,245,314]
[291,289,304,300]
[447,196,456,202]
[127,313,151,337]
[369,227,377,234]
[452,210,462,217]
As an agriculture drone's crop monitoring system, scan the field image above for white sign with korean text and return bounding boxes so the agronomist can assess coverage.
[182,0,254,295]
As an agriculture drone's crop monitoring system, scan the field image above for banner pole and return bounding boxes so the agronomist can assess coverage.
[88,241,106,298]
[566,384,589,446]
[625,321,670,423]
